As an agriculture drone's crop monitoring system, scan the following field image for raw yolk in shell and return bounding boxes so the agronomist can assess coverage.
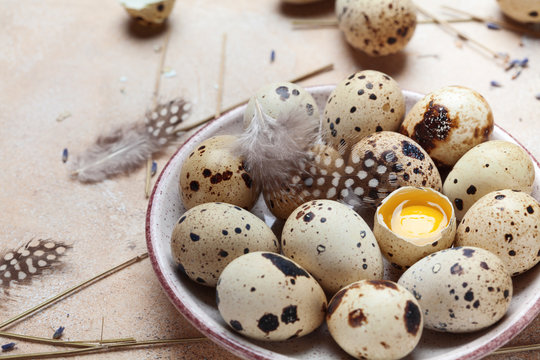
[390,203,447,239]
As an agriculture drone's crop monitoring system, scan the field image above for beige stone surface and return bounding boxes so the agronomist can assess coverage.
[0,0,538,359]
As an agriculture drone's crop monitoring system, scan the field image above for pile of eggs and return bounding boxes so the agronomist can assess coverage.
[170,70,538,359]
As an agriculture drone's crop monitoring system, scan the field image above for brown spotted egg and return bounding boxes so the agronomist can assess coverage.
[323,70,405,152]
[398,247,513,333]
[335,0,417,56]
[497,0,540,23]
[442,140,535,220]
[326,280,423,360]
[216,252,327,341]
[264,144,345,220]
[179,135,259,210]
[170,202,279,287]
[282,200,383,295]
[344,131,442,207]
[400,86,494,168]
[456,190,540,276]
[243,81,320,130]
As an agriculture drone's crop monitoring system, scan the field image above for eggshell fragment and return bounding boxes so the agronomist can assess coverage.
[179,135,259,210]
[282,200,383,294]
[456,189,540,276]
[323,70,405,152]
[243,82,320,131]
[170,203,279,287]
[400,86,494,168]
[442,140,535,220]
[398,247,513,333]
[120,0,176,26]
[326,280,423,360]
[216,252,327,341]
[374,187,456,270]
[345,131,442,207]
[497,0,540,23]
[335,0,417,56]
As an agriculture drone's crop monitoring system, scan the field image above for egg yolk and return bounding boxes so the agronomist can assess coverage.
[390,202,447,239]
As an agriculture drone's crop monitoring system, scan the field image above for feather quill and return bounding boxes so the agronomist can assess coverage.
[0,239,71,294]
[234,102,400,216]
[69,98,191,183]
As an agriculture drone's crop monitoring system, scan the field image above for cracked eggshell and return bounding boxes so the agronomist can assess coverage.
[282,200,383,295]
[400,86,494,168]
[120,0,176,26]
[442,140,535,220]
[346,131,442,207]
[243,82,320,130]
[216,252,327,341]
[170,202,279,287]
[179,135,259,210]
[264,144,344,220]
[456,189,540,276]
[335,0,417,56]
[497,0,540,23]
[326,280,423,360]
[373,187,456,270]
[398,246,513,333]
[323,70,405,152]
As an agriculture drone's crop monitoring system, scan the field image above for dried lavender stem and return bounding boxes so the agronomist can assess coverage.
[441,6,539,36]
[174,63,334,133]
[415,6,503,59]
[215,33,227,119]
[146,30,172,199]
[491,343,540,355]
[0,331,136,348]
[291,17,474,28]
[0,253,149,330]
[0,337,207,359]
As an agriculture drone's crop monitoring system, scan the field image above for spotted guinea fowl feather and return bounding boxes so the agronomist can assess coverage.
[0,239,71,292]
[69,98,191,183]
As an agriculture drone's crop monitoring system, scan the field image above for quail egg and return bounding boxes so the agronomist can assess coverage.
[327,280,423,360]
[335,0,417,56]
[216,252,327,341]
[120,0,176,26]
[170,202,279,287]
[374,187,456,270]
[442,140,535,220]
[456,189,540,276]
[282,200,383,294]
[497,0,540,23]
[323,70,405,152]
[398,246,513,332]
[179,135,259,210]
[400,86,494,168]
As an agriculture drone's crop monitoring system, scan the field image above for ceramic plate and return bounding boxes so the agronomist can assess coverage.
[146,86,540,360]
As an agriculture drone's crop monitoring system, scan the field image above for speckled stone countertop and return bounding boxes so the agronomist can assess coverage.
[0,0,538,359]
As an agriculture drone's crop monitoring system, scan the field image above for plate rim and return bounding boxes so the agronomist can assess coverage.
[146,86,540,360]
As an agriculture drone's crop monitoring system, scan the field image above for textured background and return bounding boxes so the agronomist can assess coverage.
[0,0,538,359]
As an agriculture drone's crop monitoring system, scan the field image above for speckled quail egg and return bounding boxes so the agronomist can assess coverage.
[282,200,383,294]
[264,144,344,220]
[179,135,259,210]
[323,70,405,152]
[170,202,279,287]
[243,82,320,130]
[374,187,456,270]
[400,86,494,168]
[326,280,423,360]
[456,190,540,276]
[497,0,540,23]
[120,0,176,26]
[442,140,535,220]
[335,0,417,56]
[398,246,513,333]
[344,131,442,207]
[216,251,327,341]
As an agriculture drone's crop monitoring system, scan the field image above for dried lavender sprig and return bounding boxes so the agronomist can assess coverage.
[1,343,16,352]
[62,149,68,163]
[490,81,502,87]
[0,331,134,348]
[52,327,65,339]
[150,161,157,177]
[486,22,500,30]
